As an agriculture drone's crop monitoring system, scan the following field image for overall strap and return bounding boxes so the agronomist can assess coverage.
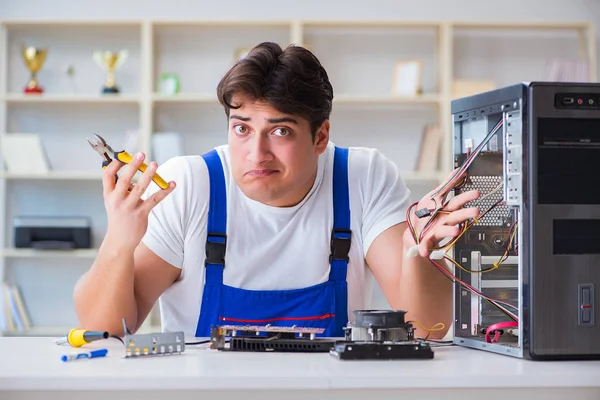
[329,146,351,282]
[201,149,227,285]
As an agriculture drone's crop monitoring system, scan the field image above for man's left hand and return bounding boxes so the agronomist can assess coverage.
[404,171,481,258]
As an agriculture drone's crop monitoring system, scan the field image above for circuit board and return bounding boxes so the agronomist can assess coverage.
[210,325,335,352]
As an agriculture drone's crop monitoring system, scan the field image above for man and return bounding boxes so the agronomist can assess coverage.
[74,42,479,340]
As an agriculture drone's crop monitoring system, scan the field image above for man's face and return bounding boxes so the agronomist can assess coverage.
[227,95,329,207]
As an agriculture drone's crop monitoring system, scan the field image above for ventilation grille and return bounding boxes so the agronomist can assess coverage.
[462,175,510,227]
[230,338,334,352]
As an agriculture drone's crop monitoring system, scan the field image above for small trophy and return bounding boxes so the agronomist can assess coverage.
[21,46,48,94]
[93,50,128,94]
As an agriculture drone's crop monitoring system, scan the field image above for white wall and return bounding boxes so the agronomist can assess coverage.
[1,0,599,24]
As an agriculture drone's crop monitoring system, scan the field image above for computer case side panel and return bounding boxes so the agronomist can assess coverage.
[526,82,600,360]
[451,83,526,358]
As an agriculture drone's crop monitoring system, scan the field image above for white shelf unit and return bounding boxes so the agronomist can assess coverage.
[0,20,150,338]
[0,19,596,337]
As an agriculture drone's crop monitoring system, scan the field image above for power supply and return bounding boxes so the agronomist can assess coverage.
[450,82,600,360]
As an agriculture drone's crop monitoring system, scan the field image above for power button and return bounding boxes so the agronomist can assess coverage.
[578,284,595,327]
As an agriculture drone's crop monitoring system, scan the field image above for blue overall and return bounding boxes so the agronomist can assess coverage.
[194,146,352,338]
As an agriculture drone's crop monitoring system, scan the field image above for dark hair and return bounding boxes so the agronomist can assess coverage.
[216,42,334,141]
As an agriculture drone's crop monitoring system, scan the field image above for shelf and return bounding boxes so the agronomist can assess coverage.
[0,171,102,181]
[152,93,217,103]
[302,20,441,29]
[451,21,592,30]
[3,94,141,104]
[3,20,143,28]
[150,93,442,105]
[153,20,292,28]
[334,94,441,105]
[1,248,99,259]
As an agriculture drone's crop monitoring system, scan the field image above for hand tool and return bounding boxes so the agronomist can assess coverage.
[55,328,123,347]
[65,328,109,347]
[61,348,108,362]
[86,133,170,190]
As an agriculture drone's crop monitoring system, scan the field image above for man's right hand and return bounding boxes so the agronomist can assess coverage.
[102,152,176,251]
[74,152,179,335]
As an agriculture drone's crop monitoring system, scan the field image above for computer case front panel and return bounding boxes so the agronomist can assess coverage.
[528,83,600,359]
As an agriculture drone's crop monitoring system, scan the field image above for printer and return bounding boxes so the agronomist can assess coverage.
[13,216,92,249]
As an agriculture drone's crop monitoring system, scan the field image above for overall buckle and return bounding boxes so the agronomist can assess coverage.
[205,232,227,266]
[329,228,352,263]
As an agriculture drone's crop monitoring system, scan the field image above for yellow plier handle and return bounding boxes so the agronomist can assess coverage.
[88,133,170,191]
[113,150,170,190]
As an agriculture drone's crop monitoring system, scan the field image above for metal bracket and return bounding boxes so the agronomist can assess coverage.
[122,318,185,357]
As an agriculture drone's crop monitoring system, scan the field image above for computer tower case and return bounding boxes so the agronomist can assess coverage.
[451,82,600,360]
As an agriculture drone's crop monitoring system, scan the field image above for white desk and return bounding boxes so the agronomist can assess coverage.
[1,337,600,400]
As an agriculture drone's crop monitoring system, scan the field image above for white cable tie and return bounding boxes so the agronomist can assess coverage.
[406,238,451,260]
[429,249,447,260]
[406,245,420,258]
[465,138,474,152]
[438,236,453,248]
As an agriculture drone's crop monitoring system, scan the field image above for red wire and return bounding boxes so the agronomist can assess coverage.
[406,203,518,320]
[484,321,518,343]
[409,120,505,245]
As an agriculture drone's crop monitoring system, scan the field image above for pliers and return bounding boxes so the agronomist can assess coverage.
[87,133,170,190]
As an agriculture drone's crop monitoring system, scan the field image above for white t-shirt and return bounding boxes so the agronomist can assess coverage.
[142,141,411,338]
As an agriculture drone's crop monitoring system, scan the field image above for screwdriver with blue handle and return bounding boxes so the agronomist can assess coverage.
[61,348,108,362]
[86,133,170,190]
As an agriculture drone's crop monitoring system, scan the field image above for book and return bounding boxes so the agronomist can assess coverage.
[0,134,50,174]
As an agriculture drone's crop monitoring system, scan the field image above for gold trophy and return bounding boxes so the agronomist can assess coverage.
[21,46,47,94]
[93,50,128,94]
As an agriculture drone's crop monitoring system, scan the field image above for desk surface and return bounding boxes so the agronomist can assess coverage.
[2,337,600,393]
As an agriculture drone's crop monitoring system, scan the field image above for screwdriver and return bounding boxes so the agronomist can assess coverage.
[54,328,110,347]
